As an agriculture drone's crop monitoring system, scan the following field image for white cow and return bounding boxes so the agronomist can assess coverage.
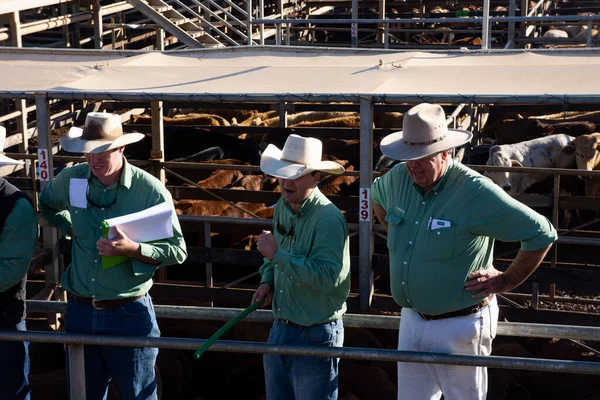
[484,134,576,193]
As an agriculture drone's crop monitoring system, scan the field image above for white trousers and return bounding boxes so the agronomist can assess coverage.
[397,296,499,400]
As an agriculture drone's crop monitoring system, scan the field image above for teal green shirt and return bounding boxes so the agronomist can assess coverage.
[371,159,557,316]
[39,159,187,300]
[0,198,38,292]
[260,187,351,326]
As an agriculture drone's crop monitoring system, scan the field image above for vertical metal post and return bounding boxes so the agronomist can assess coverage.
[351,0,358,47]
[286,24,291,45]
[204,222,213,307]
[72,4,82,48]
[359,97,374,310]
[278,101,287,128]
[482,0,491,50]
[68,344,86,400]
[246,0,253,45]
[9,12,29,178]
[259,0,265,45]
[93,0,103,49]
[378,0,386,45]
[61,3,71,47]
[383,23,389,49]
[520,0,529,49]
[507,0,516,49]
[549,174,560,298]
[151,101,165,184]
[275,23,281,46]
[586,20,593,48]
[156,28,165,51]
[36,95,61,327]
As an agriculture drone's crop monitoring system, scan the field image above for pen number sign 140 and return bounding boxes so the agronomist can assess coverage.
[38,149,50,181]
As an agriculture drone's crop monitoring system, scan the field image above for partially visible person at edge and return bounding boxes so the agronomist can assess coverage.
[251,134,351,400]
[371,103,557,400]
[38,112,187,400]
[0,125,38,400]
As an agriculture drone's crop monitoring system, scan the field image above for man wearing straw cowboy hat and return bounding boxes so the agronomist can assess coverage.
[371,103,557,400]
[39,112,187,400]
[0,126,38,400]
[252,134,351,400]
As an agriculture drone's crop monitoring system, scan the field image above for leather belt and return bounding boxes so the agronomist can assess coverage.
[279,318,306,328]
[72,294,145,310]
[417,298,489,321]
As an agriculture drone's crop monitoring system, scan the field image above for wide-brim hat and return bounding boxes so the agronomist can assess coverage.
[0,126,23,166]
[60,112,144,154]
[260,134,344,179]
[380,103,473,161]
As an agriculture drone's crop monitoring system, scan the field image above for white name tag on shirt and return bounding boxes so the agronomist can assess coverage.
[69,178,88,209]
[431,219,451,230]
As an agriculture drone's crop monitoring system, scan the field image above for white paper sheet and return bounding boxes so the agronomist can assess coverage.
[69,178,88,209]
[104,202,174,243]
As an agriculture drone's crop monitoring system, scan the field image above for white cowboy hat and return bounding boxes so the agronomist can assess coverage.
[380,103,473,161]
[60,112,144,154]
[260,134,345,179]
[0,125,23,165]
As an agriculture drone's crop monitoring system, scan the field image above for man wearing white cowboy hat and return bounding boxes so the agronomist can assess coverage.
[0,126,38,400]
[251,134,351,400]
[39,112,187,400]
[371,103,557,400]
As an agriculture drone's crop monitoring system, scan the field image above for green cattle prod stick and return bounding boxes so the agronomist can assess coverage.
[194,299,264,359]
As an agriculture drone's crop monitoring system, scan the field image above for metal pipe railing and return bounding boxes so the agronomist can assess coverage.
[1,329,599,375]
[26,301,600,342]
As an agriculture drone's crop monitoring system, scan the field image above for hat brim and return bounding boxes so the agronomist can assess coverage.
[380,129,473,161]
[260,144,345,179]
[0,153,23,166]
[60,127,145,154]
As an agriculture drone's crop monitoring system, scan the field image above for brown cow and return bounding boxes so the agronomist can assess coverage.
[197,169,244,189]
[130,113,230,126]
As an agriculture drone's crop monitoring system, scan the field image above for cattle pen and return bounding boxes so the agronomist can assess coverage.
[1,45,600,399]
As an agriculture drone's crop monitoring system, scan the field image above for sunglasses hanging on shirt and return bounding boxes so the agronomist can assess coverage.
[86,175,119,209]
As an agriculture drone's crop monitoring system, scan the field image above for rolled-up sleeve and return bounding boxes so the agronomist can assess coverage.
[468,183,557,250]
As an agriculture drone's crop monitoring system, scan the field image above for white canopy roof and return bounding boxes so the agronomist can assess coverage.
[1,46,599,104]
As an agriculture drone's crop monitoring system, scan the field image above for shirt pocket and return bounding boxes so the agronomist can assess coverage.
[385,211,404,248]
[422,225,456,261]
[69,206,90,240]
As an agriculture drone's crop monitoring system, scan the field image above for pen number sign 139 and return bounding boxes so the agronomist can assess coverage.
[360,188,370,222]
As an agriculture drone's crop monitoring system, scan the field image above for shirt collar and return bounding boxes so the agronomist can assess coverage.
[283,186,322,216]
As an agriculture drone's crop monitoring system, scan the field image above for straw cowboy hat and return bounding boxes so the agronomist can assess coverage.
[0,126,23,165]
[380,103,473,161]
[260,134,345,179]
[60,112,144,154]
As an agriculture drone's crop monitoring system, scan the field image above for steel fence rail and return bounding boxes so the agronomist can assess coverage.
[27,301,600,342]
[0,330,599,375]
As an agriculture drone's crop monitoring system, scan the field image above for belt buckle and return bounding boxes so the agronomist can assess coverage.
[91,298,104,310]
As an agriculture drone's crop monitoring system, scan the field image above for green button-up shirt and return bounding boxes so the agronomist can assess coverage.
[260,187,351,326]
[39,159,187,300]
[0,198,38,292]
[371,159,557,316]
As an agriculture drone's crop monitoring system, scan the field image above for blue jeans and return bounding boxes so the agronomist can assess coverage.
[263,319,344,400]
[0,320,30,400]
[65,294,160,400]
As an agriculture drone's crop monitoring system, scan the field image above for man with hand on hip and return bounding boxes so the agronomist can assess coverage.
[371,103,557,400]
[252,134,351,400]
[0,126,38,400]
[39,112,187,400]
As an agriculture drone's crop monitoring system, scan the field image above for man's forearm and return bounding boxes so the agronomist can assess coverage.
[503,244,552,291]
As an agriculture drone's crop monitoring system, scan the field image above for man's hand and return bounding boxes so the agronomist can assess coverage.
[257,230,278,260]
[251,283,273,308]
[464,267,510,298]
[96,226,140,257]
